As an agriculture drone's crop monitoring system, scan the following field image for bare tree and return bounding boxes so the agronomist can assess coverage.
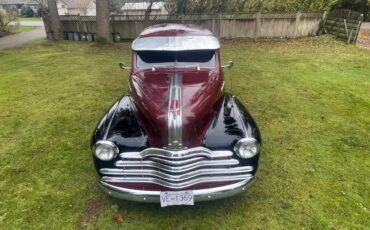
[75,0,93,16]
[34,0,48,15]
[145,0,154,24]
[47,0,61,40]
[96,0,111,43]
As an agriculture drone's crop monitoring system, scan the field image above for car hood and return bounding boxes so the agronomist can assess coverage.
[129,69,224,148]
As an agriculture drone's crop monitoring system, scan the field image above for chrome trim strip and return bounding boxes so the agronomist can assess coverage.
[101,174,253,189]
[231,96,248,136]
[103,101,121,140]
[100,166,253,182]
[120,147,233,160]
[167,73,183,150]
[132,35,220,51]
[98,177,255,203]
[114,159,240,173]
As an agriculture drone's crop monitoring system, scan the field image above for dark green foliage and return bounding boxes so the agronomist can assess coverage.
[21,6,34,17]
[173,0,337,13]
[110,0,125,13]
[332,0,369,20]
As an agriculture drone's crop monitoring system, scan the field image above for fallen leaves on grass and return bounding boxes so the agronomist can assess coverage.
[112,213,124,223]
[111,204,124,224]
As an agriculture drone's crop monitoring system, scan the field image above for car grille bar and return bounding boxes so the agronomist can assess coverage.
[101,166,252,181]
[114,159,240,173]
[119,147,233,160]
[101,147,253,190]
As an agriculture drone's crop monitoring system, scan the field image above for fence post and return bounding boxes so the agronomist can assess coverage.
[212,14,216,36]
[293,11,301,38]
[322,11,327,34]
[76,14,80,33]
[111,14,115,34]
[254,12,260,42]
[343,19,348,38]
[353,14,364,44]
[218,13,222,38]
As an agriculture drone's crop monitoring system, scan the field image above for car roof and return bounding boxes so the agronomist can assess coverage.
[132,24,220,51]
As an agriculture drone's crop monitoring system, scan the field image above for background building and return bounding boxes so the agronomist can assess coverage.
[57,0,96,16]
[121,1,168,15]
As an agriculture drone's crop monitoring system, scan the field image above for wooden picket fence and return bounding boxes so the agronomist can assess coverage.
[323,9,364,44]
[44,12,324,41]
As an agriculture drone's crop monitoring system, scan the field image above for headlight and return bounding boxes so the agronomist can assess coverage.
[93,141,119,161]
[234,138,260,159]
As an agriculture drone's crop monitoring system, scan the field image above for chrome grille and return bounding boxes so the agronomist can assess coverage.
[100,147,253,189]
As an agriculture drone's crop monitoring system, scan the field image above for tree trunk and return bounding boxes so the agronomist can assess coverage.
[96,0,111,43]
[0,20,3,37]
[47,0,61,40]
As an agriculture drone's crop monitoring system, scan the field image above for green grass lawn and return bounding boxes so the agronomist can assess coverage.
[19,17,42,22]
[9,25,39,33]
[0,37,369,229]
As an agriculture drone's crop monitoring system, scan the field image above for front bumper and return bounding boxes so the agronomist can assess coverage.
[98,177,255,203]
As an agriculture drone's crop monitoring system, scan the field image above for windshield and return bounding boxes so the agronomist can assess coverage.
[136,50,217,69]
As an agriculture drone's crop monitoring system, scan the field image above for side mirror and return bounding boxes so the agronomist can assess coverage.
[222,61,234,69]
[119,62,131,70]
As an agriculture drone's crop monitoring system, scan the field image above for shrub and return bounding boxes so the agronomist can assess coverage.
[0,9,19,36]
[21,6,34,17]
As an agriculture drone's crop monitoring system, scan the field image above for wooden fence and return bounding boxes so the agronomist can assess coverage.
[323,9,363,44]
[45,12,324,41]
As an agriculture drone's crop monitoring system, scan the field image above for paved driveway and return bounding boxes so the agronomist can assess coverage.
[362,22,370,29]
[358,23,370,50]
[19,21,44,27]
[0,20,46,51]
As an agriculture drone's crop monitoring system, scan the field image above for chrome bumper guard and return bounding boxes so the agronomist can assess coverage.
[98,177,255,203]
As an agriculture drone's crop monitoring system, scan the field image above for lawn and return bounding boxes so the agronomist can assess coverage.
[0,37,369,229]
[9,25,39,33]
[19,17,42,22]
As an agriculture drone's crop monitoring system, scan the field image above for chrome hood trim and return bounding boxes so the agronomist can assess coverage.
[166,73,183,150]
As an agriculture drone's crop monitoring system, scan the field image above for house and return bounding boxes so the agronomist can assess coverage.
[121,1,168,16]
[57,0,96,16]
[0,0,38,13]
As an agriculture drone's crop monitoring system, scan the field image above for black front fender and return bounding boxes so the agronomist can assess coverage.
[202,94,262,168]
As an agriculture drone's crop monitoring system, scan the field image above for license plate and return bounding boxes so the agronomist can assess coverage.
[160,191,194,207]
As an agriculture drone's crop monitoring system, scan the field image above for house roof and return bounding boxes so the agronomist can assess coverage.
[0,0,38,5]
[60,0,95,9]
[121,1,165,11]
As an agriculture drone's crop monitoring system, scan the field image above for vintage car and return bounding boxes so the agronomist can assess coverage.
[92,24,261,206]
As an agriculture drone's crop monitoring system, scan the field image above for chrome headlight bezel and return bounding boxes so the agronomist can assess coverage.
[93,141,119,161]
[234,138,260,159]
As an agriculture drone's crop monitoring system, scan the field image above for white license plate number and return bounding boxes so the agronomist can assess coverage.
[160,191,194,207]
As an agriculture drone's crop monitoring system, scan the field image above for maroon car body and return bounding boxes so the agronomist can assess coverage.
[92,24,261,204]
